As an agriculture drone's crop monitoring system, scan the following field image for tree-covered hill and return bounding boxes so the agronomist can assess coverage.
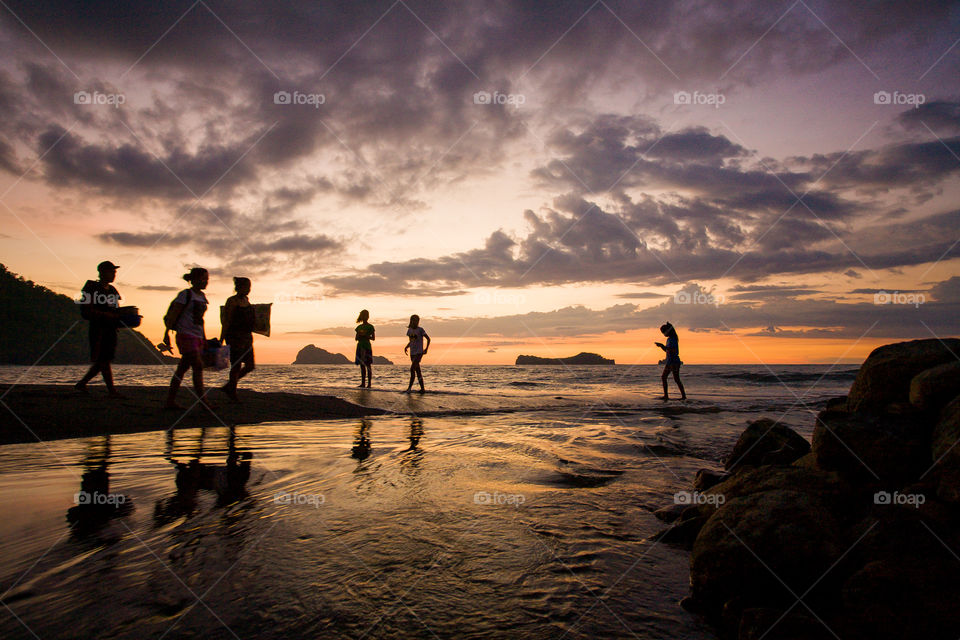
[0,264,176,365]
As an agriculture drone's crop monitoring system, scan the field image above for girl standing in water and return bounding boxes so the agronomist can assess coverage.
[355,309,375,388]
[655,322,686,400]
[404,314,430,393]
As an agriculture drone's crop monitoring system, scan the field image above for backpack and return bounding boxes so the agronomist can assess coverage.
[163,289,191,331]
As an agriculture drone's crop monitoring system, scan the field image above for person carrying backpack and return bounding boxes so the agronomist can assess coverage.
[164,268,215,410]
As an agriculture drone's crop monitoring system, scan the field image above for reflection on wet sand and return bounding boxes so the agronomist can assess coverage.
[66,435,133,534]
[154,427,252,525]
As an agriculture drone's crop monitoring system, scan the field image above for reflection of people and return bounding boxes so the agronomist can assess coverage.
[404,315,431,393]
[75,261,123,397]
[655,322,686,400]
[165,268,214,410]
[407,417,423,451]
[67,435,133,532]
[221,277,256,402]
[154,427,252,524]
[355,309,375,388]
[352,419,372,461]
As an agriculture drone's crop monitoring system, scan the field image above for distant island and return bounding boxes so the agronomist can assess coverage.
[515,352,614,365]
[293,344,394,365]
[0,263,176,365]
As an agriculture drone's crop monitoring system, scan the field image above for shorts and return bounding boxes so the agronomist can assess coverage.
[176,334,205,356]
[355,345,372,366]
[227,337,254,366]
[410,353,423,365]
[90,325,117,363]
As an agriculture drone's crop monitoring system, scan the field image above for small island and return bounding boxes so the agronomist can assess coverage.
[515,352,614,365]
[293,344,393,365]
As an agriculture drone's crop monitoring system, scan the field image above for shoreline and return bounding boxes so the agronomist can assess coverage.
[0,384,387,446]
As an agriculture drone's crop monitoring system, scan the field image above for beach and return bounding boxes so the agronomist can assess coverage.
[0,363,856,639]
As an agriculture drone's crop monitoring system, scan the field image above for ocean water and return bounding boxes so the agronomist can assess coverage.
[0,364,856,639]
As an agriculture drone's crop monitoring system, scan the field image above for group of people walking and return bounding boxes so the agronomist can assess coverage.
[75,261,437,408]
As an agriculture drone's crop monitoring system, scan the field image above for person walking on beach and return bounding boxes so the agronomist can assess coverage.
[404,314,430,393]
[220,277,256,402]
[655,322,686,400]
[355,309,375,388]
[75,261,123,397]
[164,268,215,410]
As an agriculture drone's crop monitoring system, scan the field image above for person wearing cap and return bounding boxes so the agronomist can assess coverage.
[75,261,123,396]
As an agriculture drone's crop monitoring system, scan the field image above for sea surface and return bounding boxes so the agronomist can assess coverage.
[0,364,857,639]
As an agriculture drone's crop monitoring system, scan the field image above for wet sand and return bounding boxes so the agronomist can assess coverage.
[0,384,387,445]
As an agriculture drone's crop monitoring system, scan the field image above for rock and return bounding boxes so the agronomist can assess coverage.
[515,352,614,365]
[690,490,844,618]
[652,502,688,523]
[841,557,960,640]
[847,339,960,412]
[812,409,931,487]
[292,345,351,364]
[706,465,853,517]
[694,468,727,491]
[931,395,960,502]
[910,362,960,413]
[738,607,833,640]
[725,419,810,471]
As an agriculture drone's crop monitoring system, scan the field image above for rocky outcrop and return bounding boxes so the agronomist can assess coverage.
[293,344,394,365]
[515,352,614,365]
[846,339,960,412]
[725,418,811,471]
[659,339,960,640]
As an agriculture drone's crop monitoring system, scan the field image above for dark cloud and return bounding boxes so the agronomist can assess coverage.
[898,100,960,135]
[308,282,960,341]
[929,276,960,303]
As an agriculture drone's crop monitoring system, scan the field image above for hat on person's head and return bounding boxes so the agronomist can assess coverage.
[97,260,120,272]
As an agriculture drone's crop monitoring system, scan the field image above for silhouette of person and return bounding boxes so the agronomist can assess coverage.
[75,261,123,397]
[164,267,215,410]
[221,277,256,402]
[355,309,375,388]
[655,322,687,400]
[404,314,430,393]
[67,435,133,533]
[352,419,372,461]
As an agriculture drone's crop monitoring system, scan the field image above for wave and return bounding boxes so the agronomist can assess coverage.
[714,369,859,384]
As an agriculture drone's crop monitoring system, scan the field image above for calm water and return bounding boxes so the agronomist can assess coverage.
[0,364,856,639]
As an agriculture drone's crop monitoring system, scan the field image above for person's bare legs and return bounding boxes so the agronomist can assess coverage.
[191,357,214,409]
[366,364,372,388]
[166,358,193,408]
[101,363,122,397]
[76,362,102,392]
[660,366,670,400]
[672,368,687,399]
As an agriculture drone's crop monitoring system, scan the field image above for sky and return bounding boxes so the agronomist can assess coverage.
[0,0,958,365]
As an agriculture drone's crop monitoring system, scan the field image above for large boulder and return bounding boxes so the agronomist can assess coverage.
[812,409,932,487]
[841,556,960,640]
[847,339,960,412]
[690,490,844,618]
[738,607,833,640]
[725,419,811,471]
[931,395,960,502]
[910,362,960,413]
